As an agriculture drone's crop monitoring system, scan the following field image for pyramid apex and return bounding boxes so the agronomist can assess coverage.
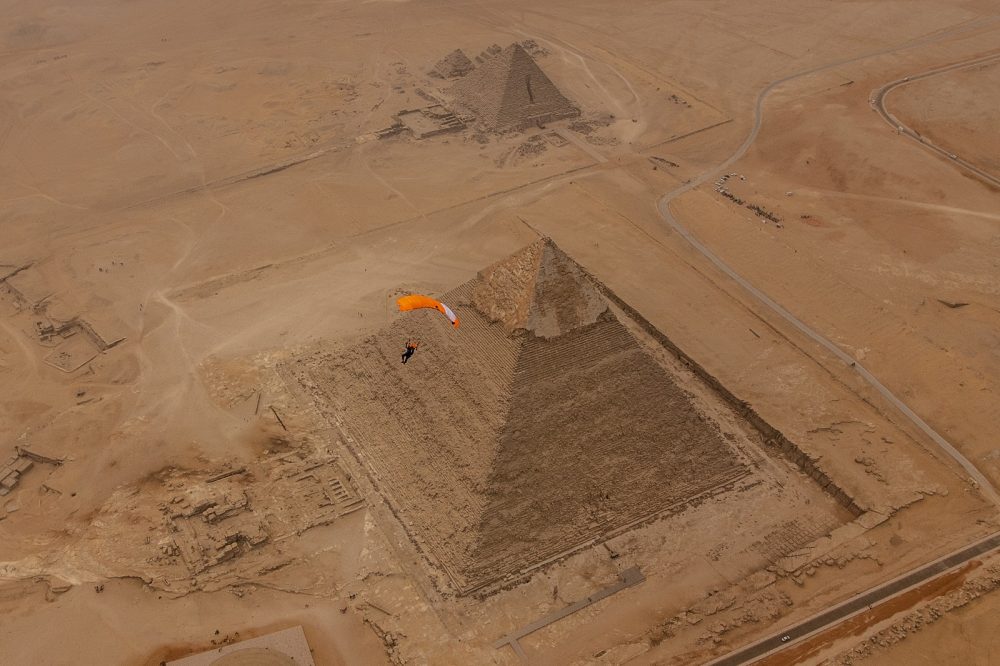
[470,239,606,337]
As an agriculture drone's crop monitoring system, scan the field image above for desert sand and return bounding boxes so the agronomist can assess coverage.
[1,1,999,664]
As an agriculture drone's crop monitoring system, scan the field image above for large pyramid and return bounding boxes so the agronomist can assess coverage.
[448,43,580,132]
[298,240,748,593]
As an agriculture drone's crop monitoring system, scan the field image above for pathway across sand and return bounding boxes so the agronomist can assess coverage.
[871,51,1000,190]
[654,16,1000,507]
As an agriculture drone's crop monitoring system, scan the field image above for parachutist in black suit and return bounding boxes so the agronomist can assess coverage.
[402,340,419,364]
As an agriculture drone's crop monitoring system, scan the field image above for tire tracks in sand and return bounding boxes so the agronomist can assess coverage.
[655,15,1000,506]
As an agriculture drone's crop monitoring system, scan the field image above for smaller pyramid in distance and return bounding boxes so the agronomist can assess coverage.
[449,43,580,132]
[430,49,474,79]
[474,43,503,64]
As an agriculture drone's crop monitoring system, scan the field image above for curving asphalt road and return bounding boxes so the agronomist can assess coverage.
[655,20,1000,507]
[872,51,1000,189]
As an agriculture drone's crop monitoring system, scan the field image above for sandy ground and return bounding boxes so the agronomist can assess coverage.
[1,0,999,663]
[0,574,388,665]
[863,583,1000,665]
[889,58,1000,174]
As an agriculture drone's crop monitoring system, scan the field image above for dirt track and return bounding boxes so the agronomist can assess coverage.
[654,22,1000,508]
[872,51,1000,189]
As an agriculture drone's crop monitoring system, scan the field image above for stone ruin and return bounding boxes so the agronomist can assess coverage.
[474,43,503,64]
[0,446,63,498]
[1,263,127,373]
[394,104,465,139]
[159,451,364,580]
[429,49,474,79]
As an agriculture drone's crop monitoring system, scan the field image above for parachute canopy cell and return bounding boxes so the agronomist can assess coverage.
[396,294,460,328]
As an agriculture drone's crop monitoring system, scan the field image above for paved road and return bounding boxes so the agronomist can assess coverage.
[872,51,1000,190]
[654,17,1000,506]
[706,530,1000,665]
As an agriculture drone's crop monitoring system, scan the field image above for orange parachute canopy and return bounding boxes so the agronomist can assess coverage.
[396,294,460,328]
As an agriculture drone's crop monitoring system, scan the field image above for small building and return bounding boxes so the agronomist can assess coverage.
[395,105,465,139]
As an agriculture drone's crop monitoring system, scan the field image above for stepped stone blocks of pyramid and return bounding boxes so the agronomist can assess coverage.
[292,239,755,594]
[474,43,503,64]
[430,49,475,79]
[448,43,580,132]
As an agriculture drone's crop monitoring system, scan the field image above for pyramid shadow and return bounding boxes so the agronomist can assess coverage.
[292,240,762,594]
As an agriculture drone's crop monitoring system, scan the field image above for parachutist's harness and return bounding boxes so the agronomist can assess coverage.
[402,340,419,364]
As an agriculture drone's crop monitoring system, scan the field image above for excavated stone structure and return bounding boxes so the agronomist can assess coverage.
[430,49,474,79]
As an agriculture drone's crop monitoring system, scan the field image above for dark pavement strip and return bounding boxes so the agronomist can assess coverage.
[708,531,1000,665]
